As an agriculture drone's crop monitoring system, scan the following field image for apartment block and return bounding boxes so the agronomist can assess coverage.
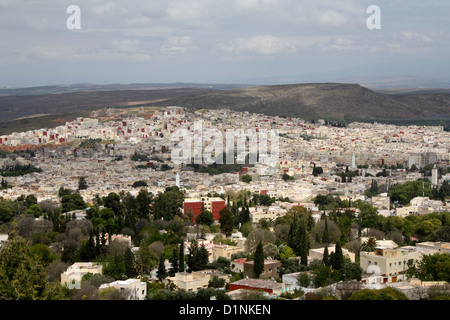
[183,197,227,221]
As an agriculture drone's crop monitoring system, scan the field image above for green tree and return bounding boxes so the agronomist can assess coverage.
[25,204,42,218]
[360,237,377,252]
[406,253,450,282]
[208,276,226,289]
[241,174,252,183]
[169,246,179,276]
[0,201,14,223]
[124,247,136,278]
[78,177,88,190]
[288,210,310,266]
[218,207,235,237]
[153,187,184,220]
[322,217,330,244]
[79,232,96,262]
[157,255,167,282]
[179,240,185,272]
[323,246,330,266]
[348,287,408,300]
[312,265,340,288]
[254,241,265,278]
[280,245,296,260]
[0,236,47,300]
[282,173,295,181]
[61,192,86,213]
[388,180,432,205]
[331,241,344,271]
[196,210,214,226]
[136,189,153,219]
[297,273,311,288]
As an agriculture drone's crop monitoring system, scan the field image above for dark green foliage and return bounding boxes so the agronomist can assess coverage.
[78,177,88,190]
[406,253,450,282]
[388,180,433,205]
[196,210,214,226]
[0,236,49,300]
[218,207,234,236]
[186,240,209,272]
[179,241,185,272]
[169,246,179,276]
[156,255,167,282]
[331,241,344,271]
[153,187,184,220]
[287,211,310,266]
[253,241,264,278]
[124,247,136,278]
[282,173,295,181]
[241,174,252,183]
[132,180,148,188]
[208,276,226,288]
[0,163,42,177]
[322,217,330,244]
[348,287,408,300]
[61,192,87,213]
[322,246,330,266]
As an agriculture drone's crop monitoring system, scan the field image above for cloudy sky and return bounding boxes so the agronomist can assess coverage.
[1,0,449,88]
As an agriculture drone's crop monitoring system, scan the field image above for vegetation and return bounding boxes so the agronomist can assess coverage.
[0,174,448,301]
[348,287,409,300]
[0,163,42,176]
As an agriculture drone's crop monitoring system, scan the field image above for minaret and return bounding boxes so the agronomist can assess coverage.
[431,165,438,187]
[351,153,356,169]
[176,172,180,188]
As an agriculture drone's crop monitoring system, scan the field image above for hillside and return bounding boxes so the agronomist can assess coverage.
[146,83,450,122]
[0,88,215,123]
[0,83,449,132]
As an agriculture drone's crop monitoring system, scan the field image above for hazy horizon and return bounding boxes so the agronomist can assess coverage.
[1,1,449,89]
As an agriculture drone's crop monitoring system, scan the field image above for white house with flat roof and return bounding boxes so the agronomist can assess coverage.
[99,279,147,300]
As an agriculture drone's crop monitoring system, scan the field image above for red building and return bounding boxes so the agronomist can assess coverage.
[184,197,227,221]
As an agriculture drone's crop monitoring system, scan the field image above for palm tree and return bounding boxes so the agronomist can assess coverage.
[360,237,377,252]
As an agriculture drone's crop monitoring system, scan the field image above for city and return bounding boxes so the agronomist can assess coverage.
[0,105,449,302]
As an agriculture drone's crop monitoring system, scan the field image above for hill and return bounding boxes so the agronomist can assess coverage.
[146,83,450,122]
[0,87,216,124]
[0,83,449,133]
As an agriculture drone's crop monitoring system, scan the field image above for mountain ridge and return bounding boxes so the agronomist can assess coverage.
[0,82,449,127]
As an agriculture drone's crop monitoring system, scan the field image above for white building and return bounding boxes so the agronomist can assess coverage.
[99,279,147,300]
[61,262,103,288]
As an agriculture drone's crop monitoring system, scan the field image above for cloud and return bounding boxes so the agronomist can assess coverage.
[160,36,195,55]
[218,34,296,55]
[166,0,206,25]
[233,0,277,10]
[315,9,349,27]
[112,39,141,53]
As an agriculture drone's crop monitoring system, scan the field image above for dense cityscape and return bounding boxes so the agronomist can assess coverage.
[0,105,449,301]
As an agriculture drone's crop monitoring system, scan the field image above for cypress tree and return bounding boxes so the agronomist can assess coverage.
[156,255,167,282]
[323,246,330,266]
[299,219,309,266]
[198,244,209,270]
[332,241,344,270]
[322,217,330,244]
[179,240,185,272]
[187,240,198,272]
[125,247,136,278]
[288,213,301,255]
[170,246,179,276]
[254,241,264,278]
